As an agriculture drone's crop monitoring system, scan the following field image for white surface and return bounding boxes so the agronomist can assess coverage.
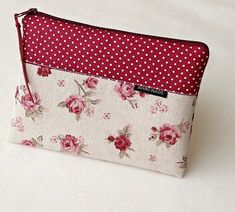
[0,0,235,211]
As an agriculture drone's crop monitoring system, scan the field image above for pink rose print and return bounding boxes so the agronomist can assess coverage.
[159,124,181,145]
[15,85,44,121]
[106,125,134,158]
[103,112,111,119]
[65,95,87,115]
[114,82,146,109]
[57,80,65,87]
[61,135,79,153]
[11,116,24,132]
[114,82,136,100]
[114,135,131,151]
[150,99,168,114]
[84,77,98,89]
[58,79,101,121]
[149,121,187,148]
[177,156,187,169]
[37,66,52,77]
[21,136,43,148]
[53,134,88,155]
[148,154,157,162]
[21,93,41,112]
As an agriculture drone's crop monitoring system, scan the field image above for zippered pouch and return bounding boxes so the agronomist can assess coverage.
[8,8,209,177]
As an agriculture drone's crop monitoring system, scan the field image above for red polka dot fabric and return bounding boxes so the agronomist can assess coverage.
[22,12,209,95]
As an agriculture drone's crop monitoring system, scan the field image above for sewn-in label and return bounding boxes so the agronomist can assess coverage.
[134,85,168,98]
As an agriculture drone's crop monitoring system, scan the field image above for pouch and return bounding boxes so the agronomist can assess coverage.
[8,8,209,177]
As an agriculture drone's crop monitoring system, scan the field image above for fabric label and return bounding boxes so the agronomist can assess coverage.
[134,85,168,98]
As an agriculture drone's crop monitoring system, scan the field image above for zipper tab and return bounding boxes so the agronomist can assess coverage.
[14,8,38,18]
[14,9,37,103]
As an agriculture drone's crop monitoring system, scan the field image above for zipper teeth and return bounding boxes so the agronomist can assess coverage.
[31,11,206,47]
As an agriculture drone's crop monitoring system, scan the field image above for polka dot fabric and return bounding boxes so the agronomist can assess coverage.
[22,12,209,95]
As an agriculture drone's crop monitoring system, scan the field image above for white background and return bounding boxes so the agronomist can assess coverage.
[0,0,235,211]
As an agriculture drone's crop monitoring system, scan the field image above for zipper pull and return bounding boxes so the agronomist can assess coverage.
[14,9,37,103]
[14,8,38,18]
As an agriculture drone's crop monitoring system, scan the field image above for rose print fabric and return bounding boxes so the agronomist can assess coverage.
[8,63,196,177]
[57,78,101,121]
[114,82,146,109]
[11,9,210,177]
[149,121,190,148]
[57,134,88,155]
[15,85,45,121]
[21,136,43,147]
[106,125,135,158]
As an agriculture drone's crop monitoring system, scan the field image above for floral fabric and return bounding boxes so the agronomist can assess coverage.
[8,63,196,177]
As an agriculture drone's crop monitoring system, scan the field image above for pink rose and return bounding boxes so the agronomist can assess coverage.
[85,77,98,89]
[37,66,52,77]
[114,135,131,151]
[65,95,86,115]
[22,140,36,147]
[114,82,136,100]
[21,92,41,112]
[159,124,181,145]
[60,135,79,153]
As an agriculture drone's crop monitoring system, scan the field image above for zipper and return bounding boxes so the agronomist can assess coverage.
[15,8,209,49]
